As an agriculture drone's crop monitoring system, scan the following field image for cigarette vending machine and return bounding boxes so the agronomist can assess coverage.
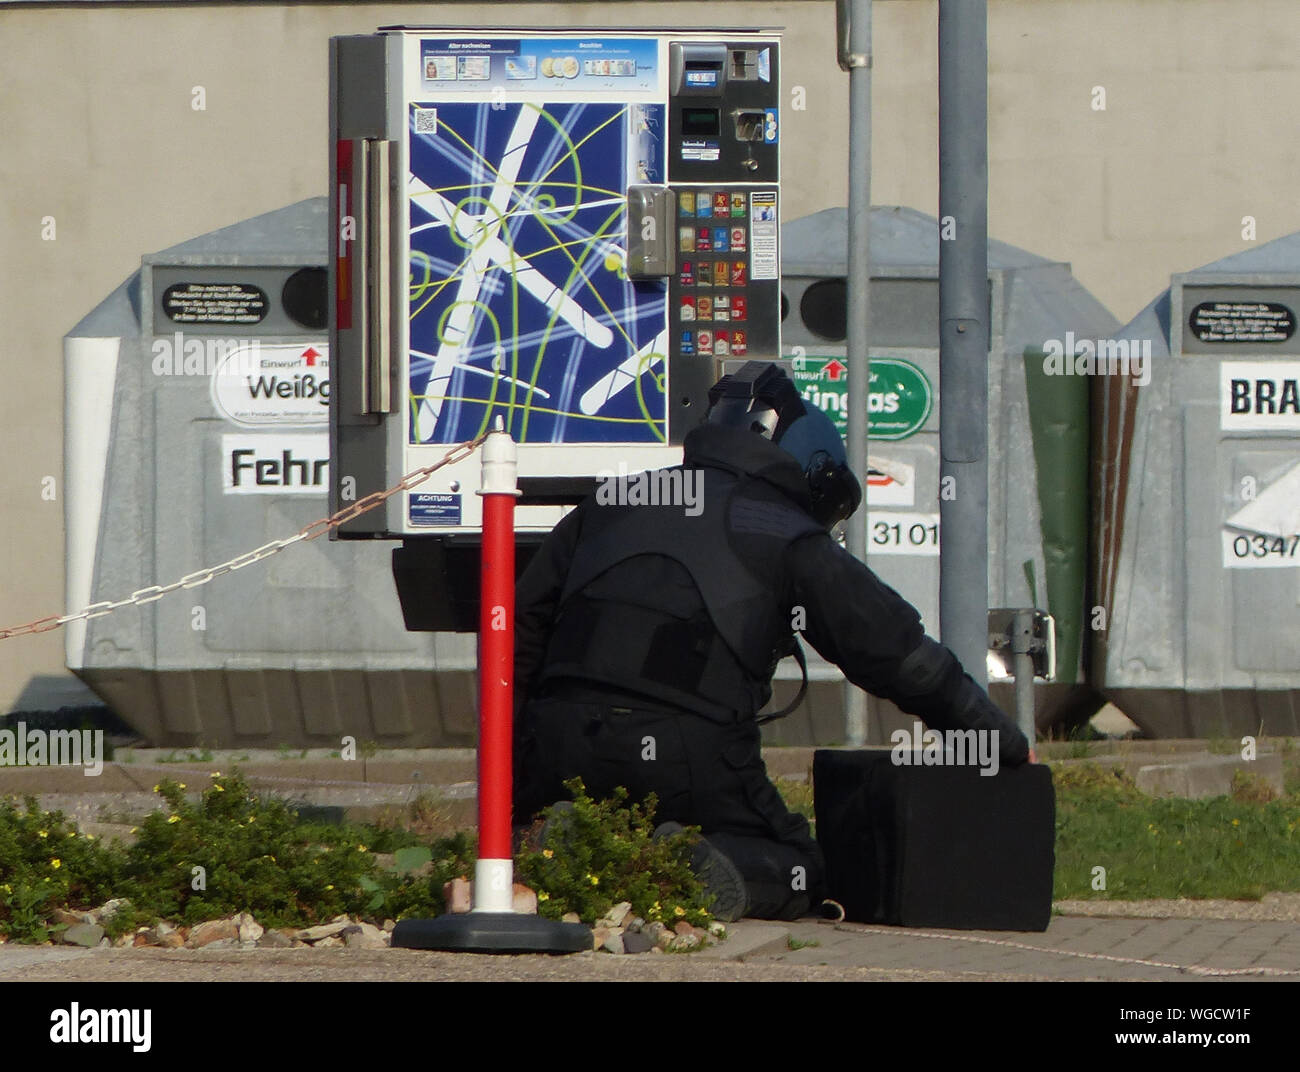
[330,27,782,628]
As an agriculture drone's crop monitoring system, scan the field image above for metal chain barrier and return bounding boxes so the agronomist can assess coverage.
[0,432,489,641]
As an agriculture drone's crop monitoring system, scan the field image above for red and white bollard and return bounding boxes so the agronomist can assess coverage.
[473,418,520,913]
[392,420,589,952]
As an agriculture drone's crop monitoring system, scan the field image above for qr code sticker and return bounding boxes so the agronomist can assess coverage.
[414,108,438,135]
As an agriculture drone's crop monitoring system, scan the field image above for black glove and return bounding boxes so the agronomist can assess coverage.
[887,636,1031,768]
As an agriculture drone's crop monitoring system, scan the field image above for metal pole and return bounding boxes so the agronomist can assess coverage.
[839,0,873,747]
[938,0,990,687]
[1011,609,1036,745]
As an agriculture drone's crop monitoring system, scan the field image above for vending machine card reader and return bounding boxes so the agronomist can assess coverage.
[329,28,781,628]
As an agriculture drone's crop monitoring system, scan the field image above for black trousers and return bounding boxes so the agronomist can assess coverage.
[514,696,823,920]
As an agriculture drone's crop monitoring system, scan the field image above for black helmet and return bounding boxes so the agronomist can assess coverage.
[705,361,863,529]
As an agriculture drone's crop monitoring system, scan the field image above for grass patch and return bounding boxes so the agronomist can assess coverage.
[1052,761,1300,901]
[1280,740,1300,797]
[773,777,815,836]
[366,791,460,844]
[1231,769,1278,805]
[158,748,214,764]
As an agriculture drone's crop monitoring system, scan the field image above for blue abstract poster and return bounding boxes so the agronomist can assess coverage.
[407,101,668,445]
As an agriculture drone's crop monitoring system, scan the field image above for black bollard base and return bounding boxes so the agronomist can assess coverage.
[391,912,592,955]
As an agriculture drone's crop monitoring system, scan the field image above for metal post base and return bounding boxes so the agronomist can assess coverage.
[391,912,592,955]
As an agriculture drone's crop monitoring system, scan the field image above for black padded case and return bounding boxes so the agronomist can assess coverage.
[813,749,1055,931]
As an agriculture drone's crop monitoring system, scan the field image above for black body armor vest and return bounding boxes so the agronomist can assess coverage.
[539,463,823,721]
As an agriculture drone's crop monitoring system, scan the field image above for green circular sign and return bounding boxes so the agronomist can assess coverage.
[866,358,933,440]
[790,355,933,440]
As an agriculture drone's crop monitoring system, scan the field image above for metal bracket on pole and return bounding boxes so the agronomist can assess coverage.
[836,0,872,70]
[987,608,1056,746]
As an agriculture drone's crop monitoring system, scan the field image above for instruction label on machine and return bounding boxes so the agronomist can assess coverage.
[418,37,660,93]
[408,493,463,527]
[749,191,778,280]
[681,139,720,162]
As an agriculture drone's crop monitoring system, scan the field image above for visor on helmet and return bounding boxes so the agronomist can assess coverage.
[705,361,862,529]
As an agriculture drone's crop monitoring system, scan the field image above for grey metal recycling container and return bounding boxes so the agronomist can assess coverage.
[1095,231,1300,738]
[64,198,476,749]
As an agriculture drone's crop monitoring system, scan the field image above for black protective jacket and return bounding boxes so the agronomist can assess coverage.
[514,422,1029,765]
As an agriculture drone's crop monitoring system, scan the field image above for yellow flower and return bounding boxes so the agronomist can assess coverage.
[674,905,686,917]
[177,783,186,790]
[357,845,367,853]
[209,771,223,779]
[325,885,334,891]
[247,814,255,823]
[1231,818,1240,827]
[167,814,181,824]
[587,873,599,886]
[84,834,95,841]
[50,859,61,869]
[37,830,48,839]
[538,891,550,901]
[67,830,77,838]
[152,784,160,793]
[542,849,554,859]
[212,784,225,793]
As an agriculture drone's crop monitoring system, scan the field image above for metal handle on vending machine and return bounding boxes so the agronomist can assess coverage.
[625,185,675,280]
[363,139,398,415]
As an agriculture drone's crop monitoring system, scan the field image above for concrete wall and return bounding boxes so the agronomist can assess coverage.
[3,0,1299,712]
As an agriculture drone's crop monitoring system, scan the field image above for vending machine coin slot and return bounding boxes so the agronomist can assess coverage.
[732,110,765,143]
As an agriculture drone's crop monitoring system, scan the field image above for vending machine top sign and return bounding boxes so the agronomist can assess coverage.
[330,29,782,538]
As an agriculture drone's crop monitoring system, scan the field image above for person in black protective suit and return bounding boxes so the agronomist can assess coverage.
[512,361,1031,921]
